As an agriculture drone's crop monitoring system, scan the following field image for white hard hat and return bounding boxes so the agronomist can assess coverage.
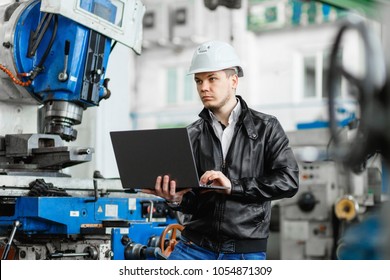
[188,41,244,77]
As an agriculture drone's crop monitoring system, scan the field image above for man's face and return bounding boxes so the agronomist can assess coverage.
[194,70,238,111]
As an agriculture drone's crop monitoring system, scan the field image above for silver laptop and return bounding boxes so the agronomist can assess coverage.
[110,128,228,190]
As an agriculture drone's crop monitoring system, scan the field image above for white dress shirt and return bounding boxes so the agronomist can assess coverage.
[209,98,242,159]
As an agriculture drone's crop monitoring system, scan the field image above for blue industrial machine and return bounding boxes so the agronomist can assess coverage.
[0,0,180,260]
[1,0,143,141]
[0,193,178,260]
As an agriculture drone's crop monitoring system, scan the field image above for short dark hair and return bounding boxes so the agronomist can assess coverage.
[224,68,238,78]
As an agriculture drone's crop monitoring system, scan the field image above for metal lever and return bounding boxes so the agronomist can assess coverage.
[49,252,90,258]
[85,179,99,203]
[1,220,21,260]
[147,200,154,222]
[58,40,70,81]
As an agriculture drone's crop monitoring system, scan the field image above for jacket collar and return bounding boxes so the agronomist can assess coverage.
[198,95,258,140]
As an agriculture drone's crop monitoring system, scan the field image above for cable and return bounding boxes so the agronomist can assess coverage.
[0,13,59,87]
[36,14,58,69]
[110,40,117,54]
[0,64,32,86]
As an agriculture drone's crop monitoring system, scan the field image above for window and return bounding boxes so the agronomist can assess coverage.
[167,67,178,104]
[301,49,342,100]
[166,67,197,105]
[303,55,316,98]
[183,73,195,101]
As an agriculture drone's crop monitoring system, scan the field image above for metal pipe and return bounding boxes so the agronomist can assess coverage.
[147,200,154,222]
[49,252,90,258]
[1,220,21,260]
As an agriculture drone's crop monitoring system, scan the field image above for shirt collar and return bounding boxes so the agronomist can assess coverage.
[209,98,241,125]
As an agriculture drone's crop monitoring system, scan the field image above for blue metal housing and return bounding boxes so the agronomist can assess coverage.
[0,197,174,234]
[13,0,112,107]
[0,196,176,259]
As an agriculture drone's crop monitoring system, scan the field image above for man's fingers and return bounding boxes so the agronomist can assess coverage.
[155,176,162,190]
[200,170,224,184]
[169,180,176,196]
[150,175,191,201]
[162,175,170,192]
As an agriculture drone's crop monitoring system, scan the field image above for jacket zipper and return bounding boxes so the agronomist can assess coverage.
[222,122,241,175]
[221,160,227,174]
[206,120,225,242]
[207,119,225,174]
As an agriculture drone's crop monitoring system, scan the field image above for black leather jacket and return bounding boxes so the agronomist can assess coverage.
[179,96,299,253]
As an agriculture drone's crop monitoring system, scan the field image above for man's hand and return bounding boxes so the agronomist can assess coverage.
[142,175,191,203]
[199,170,232,195]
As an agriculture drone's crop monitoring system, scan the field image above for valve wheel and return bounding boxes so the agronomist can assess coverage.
[159,224,184,257]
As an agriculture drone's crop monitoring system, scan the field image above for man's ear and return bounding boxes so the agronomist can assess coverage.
[231,74,239,88]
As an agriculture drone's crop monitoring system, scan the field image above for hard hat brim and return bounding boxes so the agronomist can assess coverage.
[187,66,244,77]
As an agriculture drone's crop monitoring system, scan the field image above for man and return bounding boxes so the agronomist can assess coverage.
[144,40,299,260]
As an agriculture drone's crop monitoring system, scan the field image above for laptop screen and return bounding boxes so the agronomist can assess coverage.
[110,128,201,189]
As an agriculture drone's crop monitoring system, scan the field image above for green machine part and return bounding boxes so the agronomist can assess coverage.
[318,0,379,17]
